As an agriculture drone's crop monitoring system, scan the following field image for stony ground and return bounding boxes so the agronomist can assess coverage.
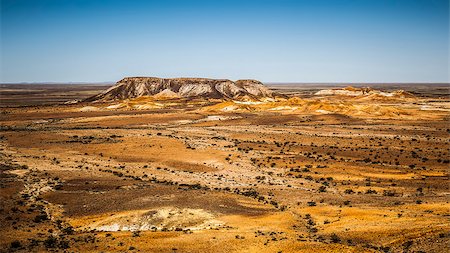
[0,86,449,252]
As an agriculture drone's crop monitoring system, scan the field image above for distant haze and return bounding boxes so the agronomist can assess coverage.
[1,0,449,83]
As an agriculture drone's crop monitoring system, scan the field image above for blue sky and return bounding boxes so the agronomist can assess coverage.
[1,0,448,83]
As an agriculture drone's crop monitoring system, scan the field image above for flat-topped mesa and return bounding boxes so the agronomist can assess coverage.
[85,77,274,102]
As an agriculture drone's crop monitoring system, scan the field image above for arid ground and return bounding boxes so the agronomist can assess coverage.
[0,83,449,252]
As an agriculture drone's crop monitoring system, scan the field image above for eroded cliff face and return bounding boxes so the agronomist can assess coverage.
[85,77,274,102]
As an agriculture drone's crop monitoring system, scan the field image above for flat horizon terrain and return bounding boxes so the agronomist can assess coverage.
[1,82,448,107]
[0,83,449,252]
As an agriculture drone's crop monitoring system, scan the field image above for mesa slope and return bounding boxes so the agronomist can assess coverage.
[84,77,275,102]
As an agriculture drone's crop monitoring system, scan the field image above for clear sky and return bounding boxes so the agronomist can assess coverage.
[1,0,449,83]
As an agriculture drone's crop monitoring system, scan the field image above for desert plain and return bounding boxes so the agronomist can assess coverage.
[0,82,449,252]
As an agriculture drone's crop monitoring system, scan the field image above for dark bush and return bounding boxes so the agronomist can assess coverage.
[10,240,21,249]
[307,201,316,206]
[62,225,74,235]
[44,236,57,248]
[330,233,341,243]
[383,190,396,197]
[344,189,354,194]
[318,186,327,192]
[33,214,49,223]
[365,189,377,194]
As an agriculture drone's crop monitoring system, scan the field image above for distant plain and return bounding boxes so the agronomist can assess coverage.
[0,82,449,252]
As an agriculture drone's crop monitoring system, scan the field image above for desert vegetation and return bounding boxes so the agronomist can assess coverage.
[0,82,449,252]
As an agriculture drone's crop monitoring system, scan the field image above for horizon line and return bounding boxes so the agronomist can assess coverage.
[1,81,449,85]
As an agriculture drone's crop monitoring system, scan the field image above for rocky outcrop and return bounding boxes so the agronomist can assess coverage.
[85,77,274,102]
[315,86,415,98]
[315,86,374,96]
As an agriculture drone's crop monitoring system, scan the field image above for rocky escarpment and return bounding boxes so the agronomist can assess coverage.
[85,77,274,102]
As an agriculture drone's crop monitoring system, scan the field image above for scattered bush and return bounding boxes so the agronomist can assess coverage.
[10,241,21,249]
[383,190,396,197]
[44,236,58,248]
[330,233,341,243]
[307,201,316,206]
[33,214,49,223]
[344,189,354,194]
